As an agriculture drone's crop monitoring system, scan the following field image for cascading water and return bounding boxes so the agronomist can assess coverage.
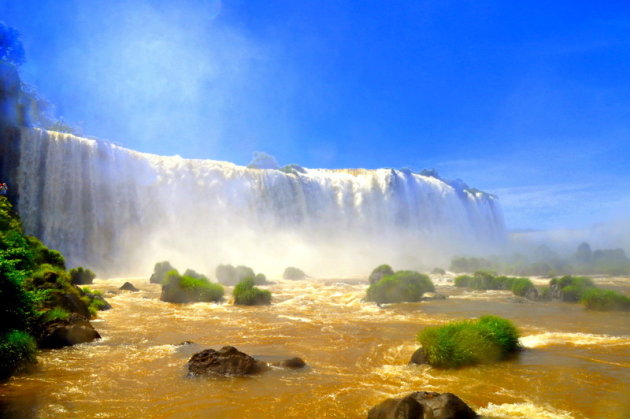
[14,128,505,276]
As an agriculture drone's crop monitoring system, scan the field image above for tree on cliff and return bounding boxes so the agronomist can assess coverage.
[0,22,25,67]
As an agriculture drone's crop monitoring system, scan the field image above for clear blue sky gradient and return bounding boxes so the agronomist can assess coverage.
[1,0,629,230]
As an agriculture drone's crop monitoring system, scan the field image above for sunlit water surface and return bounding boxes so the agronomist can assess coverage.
[1,276,629,418]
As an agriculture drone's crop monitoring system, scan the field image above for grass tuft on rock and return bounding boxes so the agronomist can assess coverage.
[233,277,271,306]
[161,270,224,303]
[366,271,434,304]
[417,315,519,368]
[580,289,630,311]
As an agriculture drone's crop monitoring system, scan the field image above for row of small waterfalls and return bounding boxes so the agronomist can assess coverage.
[11,129,505,276]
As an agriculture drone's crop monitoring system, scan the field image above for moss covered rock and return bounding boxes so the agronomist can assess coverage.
[161,270,224,303]
[233,277,271,305]
[366,271,434,304]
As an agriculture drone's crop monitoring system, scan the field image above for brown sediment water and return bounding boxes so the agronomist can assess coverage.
[0,276,629,418]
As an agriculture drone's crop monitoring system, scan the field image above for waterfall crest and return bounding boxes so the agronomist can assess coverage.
[15,129,505,276]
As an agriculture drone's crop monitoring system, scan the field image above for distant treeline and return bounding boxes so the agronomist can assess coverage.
[450,242,630,276]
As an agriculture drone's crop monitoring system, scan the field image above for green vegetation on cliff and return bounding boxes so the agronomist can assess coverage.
[417,315,520,368]
[0,196,103,379]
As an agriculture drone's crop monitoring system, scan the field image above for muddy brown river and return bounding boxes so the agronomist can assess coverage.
[1,275,629,418]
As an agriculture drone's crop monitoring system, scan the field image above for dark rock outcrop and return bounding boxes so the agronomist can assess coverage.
[409,347,427,365]
[59,291,91,318]
[38,314,101,349]
[119,282,139,292]
[367,391,477,419]
[187,346,268,377]
[525,287,539,301]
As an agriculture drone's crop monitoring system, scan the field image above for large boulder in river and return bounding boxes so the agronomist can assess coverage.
[119,282,139,292]
[367,391,477,419]
[408,347,427,365]
[38,314,101,349]
[187,346,268,376]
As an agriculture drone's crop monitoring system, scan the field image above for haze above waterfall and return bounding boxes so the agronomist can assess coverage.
[15,129,505,277]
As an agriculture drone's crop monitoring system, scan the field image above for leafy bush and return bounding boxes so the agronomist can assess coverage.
[550,275,596,302]
[581,289,630,311]
[150,261,176,284]
[431,267,446,275]
[0,330,37,380]
[161,270,224,303]
[233,277,271,305]
[182,269,208,281]
[417,315,520,368]
[283,266,306,280]
[368,264,394,285]
[510,277,535,297]
[69,266,95,285]
[366,271,435,304]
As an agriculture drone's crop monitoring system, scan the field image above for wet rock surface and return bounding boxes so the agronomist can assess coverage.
[38,314,101,349]
[367,391,477,419]
[187,346,268,376]
[119,282,139,292]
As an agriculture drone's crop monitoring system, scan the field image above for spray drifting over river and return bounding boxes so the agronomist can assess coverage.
[14,129,504,276]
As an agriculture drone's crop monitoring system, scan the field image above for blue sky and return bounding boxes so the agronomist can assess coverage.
[1,0,629,231]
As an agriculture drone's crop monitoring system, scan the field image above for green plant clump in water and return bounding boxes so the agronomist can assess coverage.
[580,289,630,311]
[161,270,224,303]
[510,277,535,297]
[0,330,37,380]
[150,261,176,284]
[366,271,435,304]
[283,266,306,280]
[417,315,520,368]
[233,277,272,306]
[455,271,536,298]
[368,264,394,285]
[69,267,95,285]
[550,275,596,302]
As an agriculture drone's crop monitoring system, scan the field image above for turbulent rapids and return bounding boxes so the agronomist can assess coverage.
[13,129,504,276]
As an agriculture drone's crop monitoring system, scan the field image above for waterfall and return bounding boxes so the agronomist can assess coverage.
[14,128,505,276]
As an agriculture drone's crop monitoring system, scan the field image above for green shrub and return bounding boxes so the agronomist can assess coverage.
[510,277,535,297]
[233,277,272,305]
[454,275,472,287]
[368,264,394,285]
[0,268,35,334]
[366,271,434,304]
[283,266,306,280]
[0,330,37,379]
[69,267,96,285]
[417,315,520,368]
[161,270,224,303]
[581,289,630,311]
[554,276,596,301]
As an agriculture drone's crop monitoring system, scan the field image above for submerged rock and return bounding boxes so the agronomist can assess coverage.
[187,346,268,376]
[119,282,139,292]
[38,314,101,349]
[275,357,306,369]
[367,391,477,419]
[409,347,427,365]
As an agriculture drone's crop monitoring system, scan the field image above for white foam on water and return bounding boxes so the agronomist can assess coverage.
[520,332,630,348]
[478,402,574,418]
